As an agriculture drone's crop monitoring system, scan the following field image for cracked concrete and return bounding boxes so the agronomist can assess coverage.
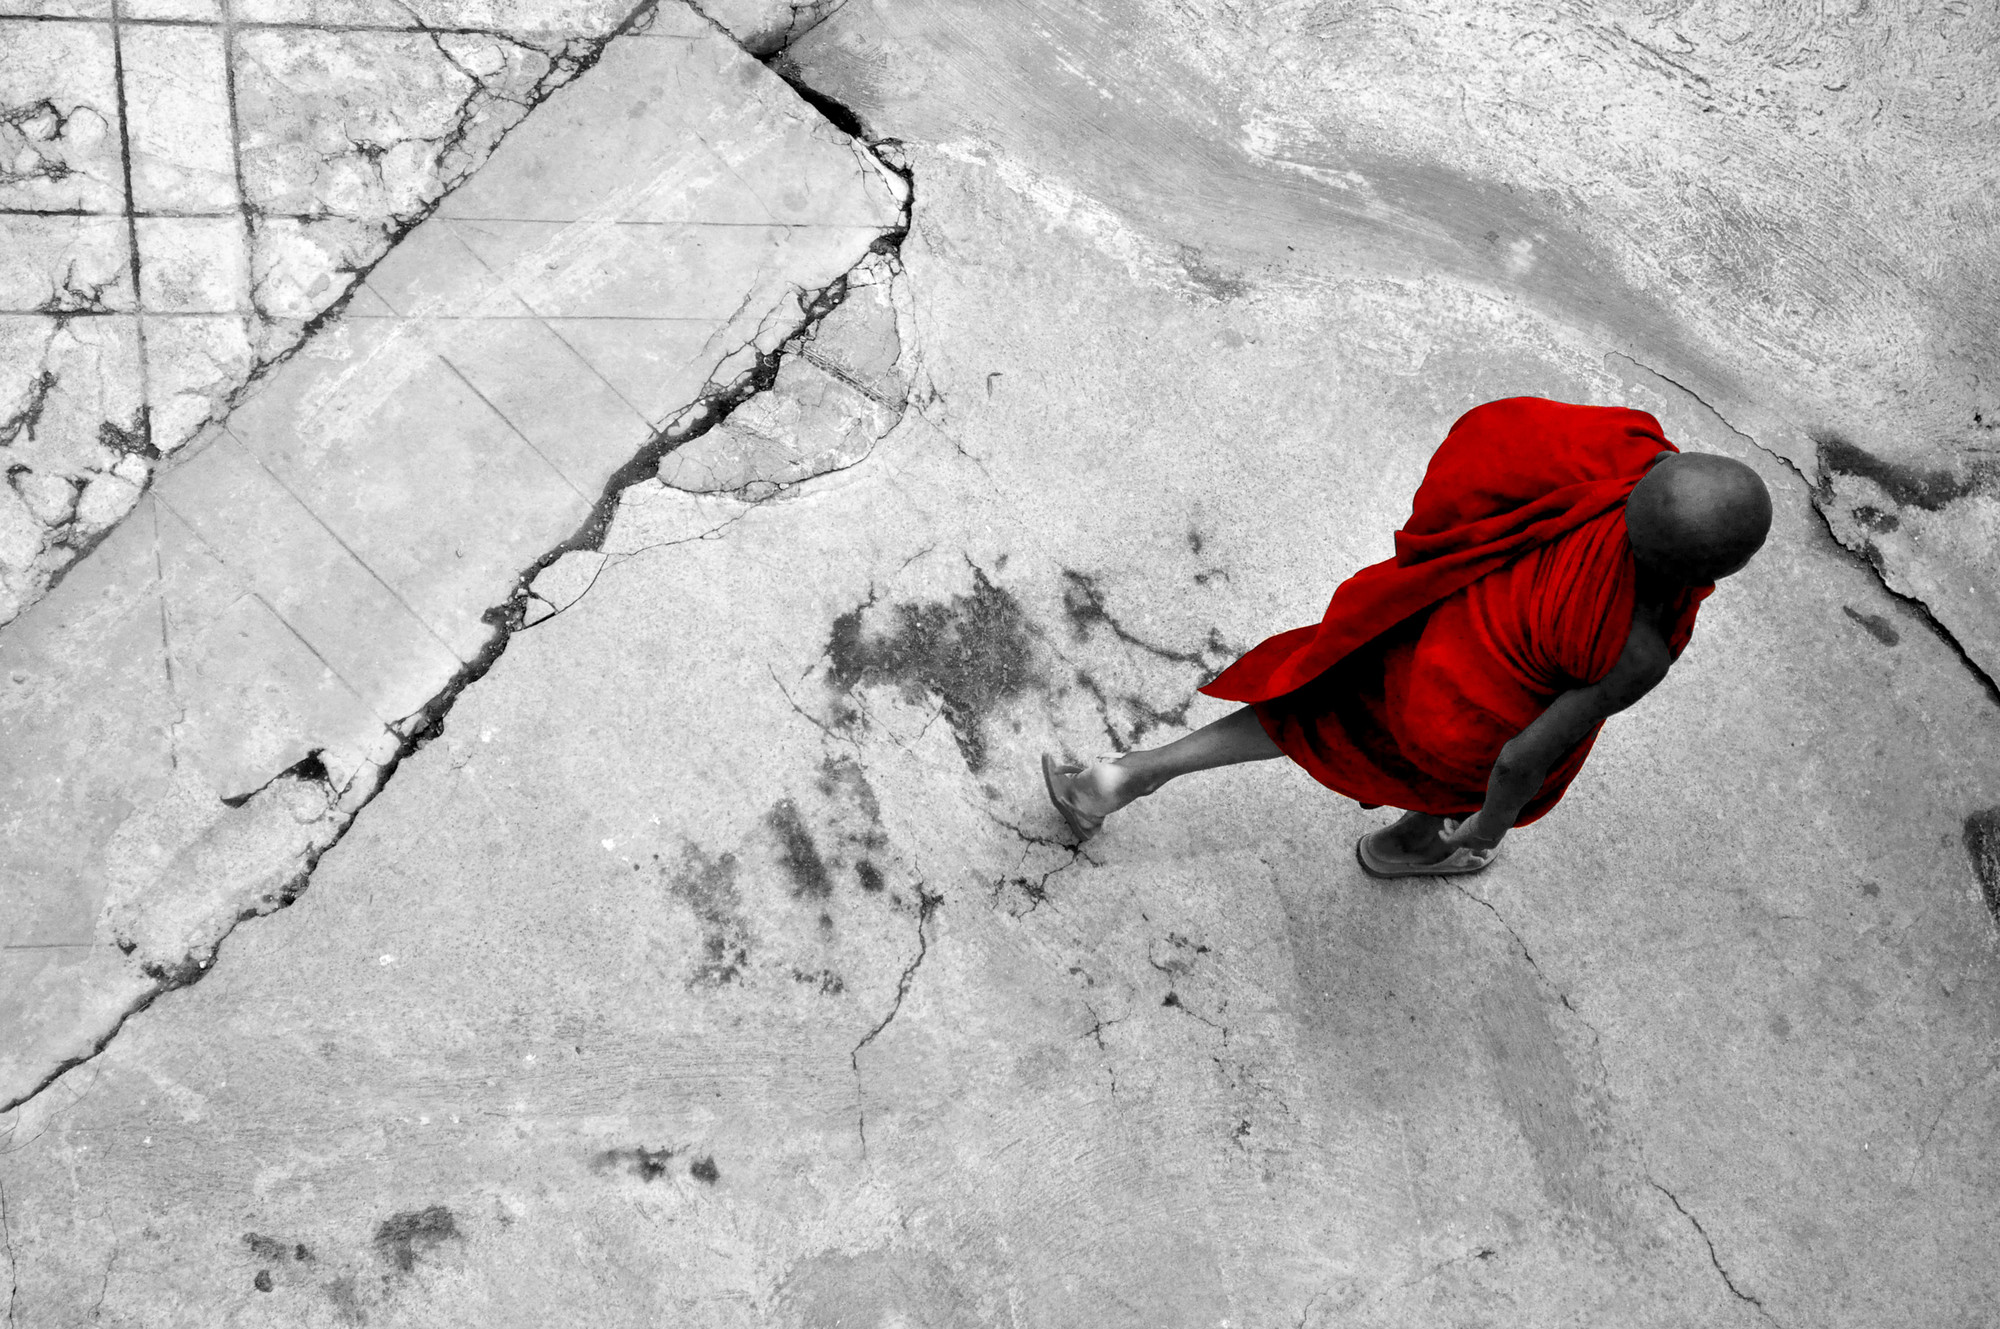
[1,1,1997,1326]
[1,1,907,1110]
[0,0,857,626]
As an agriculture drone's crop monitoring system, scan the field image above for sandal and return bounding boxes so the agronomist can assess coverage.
[1041,752,1120,843]
[1355,816,1499,879]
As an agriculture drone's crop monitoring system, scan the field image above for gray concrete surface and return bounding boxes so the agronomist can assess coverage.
[3,1,1999,1326]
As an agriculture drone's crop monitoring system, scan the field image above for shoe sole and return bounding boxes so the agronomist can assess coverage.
[1041,753,1099,843]
[1354,833,1496,879]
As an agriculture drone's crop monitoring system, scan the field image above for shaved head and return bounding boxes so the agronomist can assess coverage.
[1625,452,1772,584]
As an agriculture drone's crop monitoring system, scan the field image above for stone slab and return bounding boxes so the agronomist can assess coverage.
[0,14,902,1111]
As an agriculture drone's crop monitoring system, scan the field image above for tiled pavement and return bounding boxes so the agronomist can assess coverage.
[0,4,906,1107]
[0,0,839,625]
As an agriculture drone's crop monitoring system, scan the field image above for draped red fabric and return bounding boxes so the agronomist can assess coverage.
[1200,397,1711,824]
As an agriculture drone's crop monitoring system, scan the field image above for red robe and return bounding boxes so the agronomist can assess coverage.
[1199,397,1711,825]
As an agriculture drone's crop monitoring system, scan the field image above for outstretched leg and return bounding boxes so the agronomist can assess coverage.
[1063,705,1282,821]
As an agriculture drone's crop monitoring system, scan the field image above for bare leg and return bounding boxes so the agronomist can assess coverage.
[1067,705,1283,818]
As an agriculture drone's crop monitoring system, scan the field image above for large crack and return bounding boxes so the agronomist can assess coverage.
[849,883,939,1155]
[1649,1180,1782,1325]
[0,29,914,1120]
[1614,355,2000,707]
[1450,880,1779,1320]
[1,1180,15,1329]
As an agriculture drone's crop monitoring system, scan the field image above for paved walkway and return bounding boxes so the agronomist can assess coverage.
[2,2,1997,1326]
[2,6,904,1107]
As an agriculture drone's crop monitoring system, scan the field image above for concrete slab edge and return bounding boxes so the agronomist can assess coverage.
[0,52,915,1118]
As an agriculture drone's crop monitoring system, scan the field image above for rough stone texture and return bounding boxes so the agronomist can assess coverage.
[0,0,832,625]
[0,2,1997,1326]
[0,9,905,1114]
[783,0,2000,685]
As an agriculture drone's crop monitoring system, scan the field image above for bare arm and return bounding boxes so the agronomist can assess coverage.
[1450,616,1673,850]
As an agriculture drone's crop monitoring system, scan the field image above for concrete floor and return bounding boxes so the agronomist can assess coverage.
[4,2,1999,1326]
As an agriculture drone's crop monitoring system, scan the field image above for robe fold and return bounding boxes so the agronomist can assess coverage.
[1199,397,1711,825]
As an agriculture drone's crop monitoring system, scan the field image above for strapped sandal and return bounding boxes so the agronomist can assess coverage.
[1354,816,1499,879]
[1041,752,1122,843]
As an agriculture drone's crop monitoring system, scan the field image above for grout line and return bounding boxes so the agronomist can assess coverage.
[210,429,468,664]
[105,0,156,453]
[0,309,246,319]
[0,10,659,36]
[218,0,262,325]
[437,224,658,423]
[250,591,395,726]
[436,354,595,505]
[151,494,182,771]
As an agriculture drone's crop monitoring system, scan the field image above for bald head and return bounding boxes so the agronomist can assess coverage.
[1625,452,1772,584]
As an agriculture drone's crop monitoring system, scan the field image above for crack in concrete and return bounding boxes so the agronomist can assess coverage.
[84,1247,115,1325]
[0,32,915,1120]
[1,1180,15,1329]
[1649,1179,1781,1325]
[0,371,57,449]
[1614,354,2000,707]
[228,9,635,397]
[850,883,939,1155]
[1147,940,1229,1041]
[1079,1002,1124,1096]
[1449,881,1605,1050]
[105,0,155,458]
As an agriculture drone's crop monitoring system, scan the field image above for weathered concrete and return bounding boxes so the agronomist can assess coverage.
[785,0,2000,687]
[0,0,836,623]
[2,1,1998,1325]
[1,6,905,1112]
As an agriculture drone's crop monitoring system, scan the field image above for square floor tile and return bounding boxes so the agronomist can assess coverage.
[0,215,134,314]
[249,215,374,320]
[234,28,487,221]
[137,215,250,313]
[0,20,123,211]
[141,312,252,450]
[0,312,146,476]
[122,21,237,210]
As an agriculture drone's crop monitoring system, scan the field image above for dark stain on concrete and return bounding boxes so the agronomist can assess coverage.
[1860,880,1881,898]
[593,1145,674,1181]
[792,965,846,994]
[661,845,752,987]
[1817,433,1985,511]
[768,797,833,898]
[1060,568,1236,672]
[1963,809,2000,926]
[823,564,1039,772]
[855,859,885,892]
[325,1273,366,1324]
[372,1206,460,1274]
[1850,504,1901,533]
[818,753,888,853]
[254,1269,274,1292]
[1842,605,1901,646]
[700,934,749,984]
[689,1155,721,1184]
[1177,244,1251,300]
[242,1232,303,1262]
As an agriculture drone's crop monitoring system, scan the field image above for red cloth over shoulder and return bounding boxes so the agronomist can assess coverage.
[1200,397,1681,703]
[1201,397,1712,825]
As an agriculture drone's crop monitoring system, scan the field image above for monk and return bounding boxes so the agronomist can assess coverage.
[1040,397,1772,875]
